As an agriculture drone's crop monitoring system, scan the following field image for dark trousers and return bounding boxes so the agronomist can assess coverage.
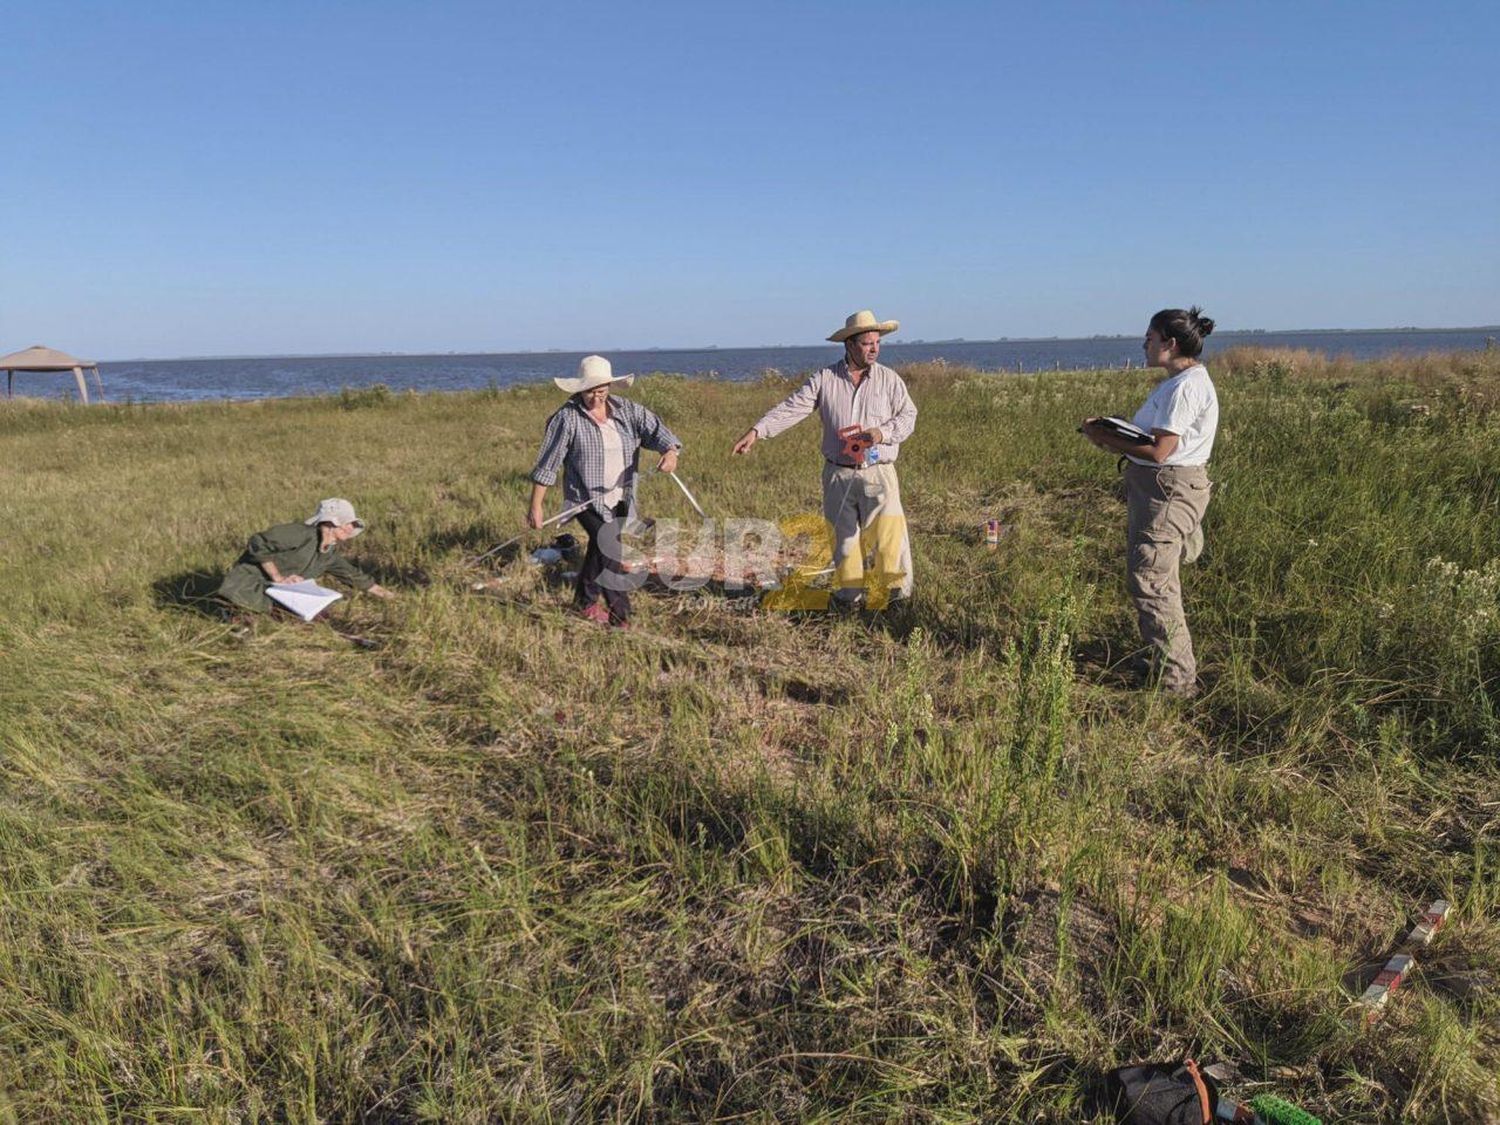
[576,502,631,623]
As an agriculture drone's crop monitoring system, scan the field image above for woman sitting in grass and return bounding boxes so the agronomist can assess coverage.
[216,498,395,614]
[528,355,682,629]
[1079,307,1219,697]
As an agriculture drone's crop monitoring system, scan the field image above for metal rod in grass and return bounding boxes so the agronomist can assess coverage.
[472,470,706,567]
[667,471,708,519]
[470,498,592,565]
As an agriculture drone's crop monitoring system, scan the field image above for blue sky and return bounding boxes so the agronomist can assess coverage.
[2,1,1495,358]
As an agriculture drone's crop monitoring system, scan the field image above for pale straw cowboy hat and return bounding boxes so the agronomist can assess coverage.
[827,309,900,343]
[553,354,636,394]
[305,498,365,536]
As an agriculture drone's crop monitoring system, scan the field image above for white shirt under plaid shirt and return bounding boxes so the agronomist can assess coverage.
[751,360,917,464]
[530,396,682,520]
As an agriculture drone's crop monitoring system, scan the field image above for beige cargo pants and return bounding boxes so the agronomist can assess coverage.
[822,461,913,607]
[1124,462,1212,693]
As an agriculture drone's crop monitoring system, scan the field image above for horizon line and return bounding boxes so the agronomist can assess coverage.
[95,323,1500,365]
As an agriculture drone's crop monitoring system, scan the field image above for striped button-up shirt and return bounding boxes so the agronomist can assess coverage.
[530,396,682,520]
[751,360,918,465]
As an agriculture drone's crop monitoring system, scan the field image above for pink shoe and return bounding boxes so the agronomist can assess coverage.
[577,604,610,625]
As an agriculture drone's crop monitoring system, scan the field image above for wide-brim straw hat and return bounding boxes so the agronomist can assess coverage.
[553,354,636,394]
[305,498,365,536]
[828,309,899,343]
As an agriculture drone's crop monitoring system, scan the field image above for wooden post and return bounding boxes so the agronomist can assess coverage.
[73,365,89,405]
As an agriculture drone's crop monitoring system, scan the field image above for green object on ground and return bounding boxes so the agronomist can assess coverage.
[1249,1094,1322,1125]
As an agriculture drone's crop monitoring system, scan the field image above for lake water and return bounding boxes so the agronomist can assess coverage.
[13,328,1499,404]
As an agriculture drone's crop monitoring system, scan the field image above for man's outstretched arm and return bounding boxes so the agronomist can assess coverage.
[732,372,822,454]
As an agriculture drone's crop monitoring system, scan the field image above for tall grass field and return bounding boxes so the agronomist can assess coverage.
[1,349,1497,1122]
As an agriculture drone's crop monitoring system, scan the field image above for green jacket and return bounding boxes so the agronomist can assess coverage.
[217,522,375,613]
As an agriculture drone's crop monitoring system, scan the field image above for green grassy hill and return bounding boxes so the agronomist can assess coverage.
[1,350,1497,1122]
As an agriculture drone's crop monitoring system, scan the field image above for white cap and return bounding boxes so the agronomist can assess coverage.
[304,498,365,536]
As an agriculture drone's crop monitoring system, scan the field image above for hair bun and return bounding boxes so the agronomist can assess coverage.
[1188,306,1215,337]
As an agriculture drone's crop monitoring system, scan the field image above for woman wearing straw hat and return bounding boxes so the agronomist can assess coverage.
[216,498,394,614]
[529,355,682,628]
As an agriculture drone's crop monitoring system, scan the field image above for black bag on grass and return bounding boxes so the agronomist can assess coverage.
[1105,1058,1218,1125]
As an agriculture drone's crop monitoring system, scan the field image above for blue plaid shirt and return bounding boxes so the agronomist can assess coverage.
[530,396,682,521]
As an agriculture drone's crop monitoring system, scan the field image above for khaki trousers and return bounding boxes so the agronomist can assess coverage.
[1124,462,1212,691]
[822,461,914,604]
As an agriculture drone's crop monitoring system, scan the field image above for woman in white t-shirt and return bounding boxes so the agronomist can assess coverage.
[1080,307,1218,696]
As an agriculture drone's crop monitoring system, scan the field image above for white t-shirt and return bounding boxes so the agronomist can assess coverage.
[595,416,628,507]
[1128,364,1218,467]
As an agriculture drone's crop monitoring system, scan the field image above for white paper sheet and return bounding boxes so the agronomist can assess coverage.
[266,580,344,621]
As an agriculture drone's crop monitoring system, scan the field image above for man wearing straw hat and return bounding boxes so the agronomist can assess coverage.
[529,355,682,627]
[732,310,917,607]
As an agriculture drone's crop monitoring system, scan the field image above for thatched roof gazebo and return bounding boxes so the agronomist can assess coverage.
[0,345,104,404]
